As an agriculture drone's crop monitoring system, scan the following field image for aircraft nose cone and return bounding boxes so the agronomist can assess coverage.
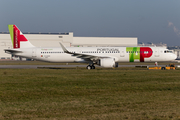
[169,54,177,61]
[174,54,177,60]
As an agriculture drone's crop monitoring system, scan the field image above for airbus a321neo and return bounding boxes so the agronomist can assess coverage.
[4,25,177,69]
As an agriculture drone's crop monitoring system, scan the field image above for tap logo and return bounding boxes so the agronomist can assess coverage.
[140,47,153,62]
[126,47,153,62]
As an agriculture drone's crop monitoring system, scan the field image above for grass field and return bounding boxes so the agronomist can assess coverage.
[0,67,180,119]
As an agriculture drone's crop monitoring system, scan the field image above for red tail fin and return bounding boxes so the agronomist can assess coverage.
[8,25,34,48]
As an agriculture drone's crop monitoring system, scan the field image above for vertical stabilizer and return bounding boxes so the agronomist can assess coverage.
[8,25,34,48]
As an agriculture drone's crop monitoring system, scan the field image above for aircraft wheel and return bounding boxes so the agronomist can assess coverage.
[92,65,95,69]
[86,65,92,70]
[161,67,166,70]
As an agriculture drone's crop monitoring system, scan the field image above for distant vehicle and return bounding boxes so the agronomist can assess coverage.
[4,25,177,69]
[148,63,176,70]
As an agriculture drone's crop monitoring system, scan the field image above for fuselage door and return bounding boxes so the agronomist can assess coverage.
[78,50,81,54]
[120,50,125,57]
[154,48,159,57]
[32,48,36,57]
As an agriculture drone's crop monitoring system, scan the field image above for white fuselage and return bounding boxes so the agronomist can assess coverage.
[11,46,177,63]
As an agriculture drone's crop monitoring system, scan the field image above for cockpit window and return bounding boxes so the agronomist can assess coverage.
[164,50,173,53]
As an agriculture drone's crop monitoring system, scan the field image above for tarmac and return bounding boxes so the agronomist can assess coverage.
[0,64,166,69]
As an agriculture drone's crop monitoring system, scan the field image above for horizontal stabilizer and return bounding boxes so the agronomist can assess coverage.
[4,49,22,54]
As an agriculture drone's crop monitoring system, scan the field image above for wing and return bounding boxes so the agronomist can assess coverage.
[59,43,109,61]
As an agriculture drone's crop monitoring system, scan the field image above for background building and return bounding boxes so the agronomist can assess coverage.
[167,46,180,59]
[138,42,167,48]
[0,32,137,60]
[2,32,177,61]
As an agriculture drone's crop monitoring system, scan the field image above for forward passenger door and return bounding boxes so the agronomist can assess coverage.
[32,48,37,57]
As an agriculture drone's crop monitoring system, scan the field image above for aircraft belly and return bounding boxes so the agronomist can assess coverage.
[39,54,77,62]
[144,58,151,62]
[118,54,129,62]
[15,50,33,59]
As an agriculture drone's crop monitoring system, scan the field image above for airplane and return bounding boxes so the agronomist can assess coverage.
[4,25,177,69]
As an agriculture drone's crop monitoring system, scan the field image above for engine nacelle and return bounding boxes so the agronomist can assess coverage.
[98,58,118,68]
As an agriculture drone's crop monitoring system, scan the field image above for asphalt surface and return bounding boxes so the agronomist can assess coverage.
[0,64,166,69]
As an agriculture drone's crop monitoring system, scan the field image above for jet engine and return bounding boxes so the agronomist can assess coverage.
[98,58,118,68]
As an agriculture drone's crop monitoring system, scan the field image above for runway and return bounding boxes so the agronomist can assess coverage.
[0,64,166,69]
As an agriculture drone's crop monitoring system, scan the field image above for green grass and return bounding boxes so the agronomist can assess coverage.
[0,68,180,119]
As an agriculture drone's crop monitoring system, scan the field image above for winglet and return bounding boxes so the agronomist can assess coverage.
[59,42,70,53]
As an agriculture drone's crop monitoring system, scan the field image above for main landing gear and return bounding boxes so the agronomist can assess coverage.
[86,64,95,69]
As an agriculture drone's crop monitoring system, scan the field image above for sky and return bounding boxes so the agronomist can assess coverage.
[0,0,180,46]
